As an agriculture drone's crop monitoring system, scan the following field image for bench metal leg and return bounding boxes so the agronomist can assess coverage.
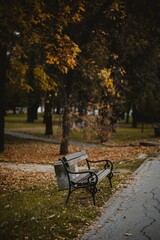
[65,186,72,205]
[107,172,113,188]
[89,185,97,206]
[93,193,96,206]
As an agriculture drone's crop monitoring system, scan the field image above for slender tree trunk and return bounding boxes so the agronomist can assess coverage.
[55,104,61,115]
[0,44,8,152]
[60,105,70,154]
[125,105,131,124]
[27,52,35,123]
[45,93,53,135]
[132,104,137,128]
[60,72,73,154]
[27,105,35,123]
[27,51,40,123]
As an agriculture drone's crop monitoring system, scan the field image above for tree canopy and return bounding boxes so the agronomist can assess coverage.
[0,0,160,153]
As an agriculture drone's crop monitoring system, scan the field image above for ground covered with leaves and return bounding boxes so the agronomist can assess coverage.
[1,135,159,164]
[0,136,160,240]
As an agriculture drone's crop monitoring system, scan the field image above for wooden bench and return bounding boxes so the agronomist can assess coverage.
[60,150,113,205]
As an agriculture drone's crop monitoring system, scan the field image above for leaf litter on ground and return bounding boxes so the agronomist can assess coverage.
[0,139,159,192]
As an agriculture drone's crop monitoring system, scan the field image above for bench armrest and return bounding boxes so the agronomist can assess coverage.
[87,159,113,171]
[67,169,96,176]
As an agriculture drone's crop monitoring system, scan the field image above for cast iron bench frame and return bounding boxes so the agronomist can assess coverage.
[60,150,113,205]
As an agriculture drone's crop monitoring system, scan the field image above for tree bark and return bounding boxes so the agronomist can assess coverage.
[0,44,8,152]
[27,100,39,122]
[45,93,53,135]
[132,104,138,128]
[27,105,35,123]
[26,51,40,123]
[60,71,73,154]
[60,105,70,154]
[125,105,131,124]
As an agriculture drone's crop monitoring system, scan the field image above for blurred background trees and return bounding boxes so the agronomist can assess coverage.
[0,0,160,153]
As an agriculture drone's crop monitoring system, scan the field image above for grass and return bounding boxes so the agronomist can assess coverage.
[110,125,155,143]
[5,113,62,130]
[0,168,138,240]
[0,152,148,240]
[5,113,157,144]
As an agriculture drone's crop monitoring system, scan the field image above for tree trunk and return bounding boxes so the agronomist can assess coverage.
[125,105,131,124]
[0,44,8,153]
[26,51,40,123]
[45,93,53,135]
[55,104,61,115]
[60,71,73,154]
[132,104,137,128]
[27,102,39,122]
[60,105,70,154]
[27,105,35,123]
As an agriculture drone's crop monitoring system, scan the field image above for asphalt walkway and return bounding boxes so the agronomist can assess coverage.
[5,131,100,148]
[0,162,55,173]
[82,156,160,240]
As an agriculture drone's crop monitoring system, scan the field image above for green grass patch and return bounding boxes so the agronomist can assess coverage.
[0,172,131,240]
[70,128,100,143]
[109,124,155,144]
[5,113,62,130]
[5,113,44,129]
[114,158,146,172]
[5,113,157,144]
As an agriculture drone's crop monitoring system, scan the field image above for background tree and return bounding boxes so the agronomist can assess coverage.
[1,0,160,154]
[0,0,84,153]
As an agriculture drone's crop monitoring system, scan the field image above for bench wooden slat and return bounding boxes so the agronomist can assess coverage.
[64,150,88,166]
[72,173,89,185]
[96,169,111,182]
[71,169,111,185]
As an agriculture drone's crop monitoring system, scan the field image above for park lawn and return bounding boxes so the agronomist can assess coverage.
[0,171,123,240]
[1,136,160,240]
[4,113,159,144]
[0,157,148,240]
[1,114,160,239]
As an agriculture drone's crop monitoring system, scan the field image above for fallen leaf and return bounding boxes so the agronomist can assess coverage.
[124,232,133,236]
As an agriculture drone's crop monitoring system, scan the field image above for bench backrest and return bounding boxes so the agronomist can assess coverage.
[62,150,88,166]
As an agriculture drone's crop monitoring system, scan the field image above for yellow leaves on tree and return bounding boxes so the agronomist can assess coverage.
[109,0,126,22]
[34,65,57,92]
[98,68,116,96]
[71,3,85,23]
[56,2,85,30]
[45,1,85,74]
[30,1,53,28]
[98,67,125,98]
[46,34,81,74]
[8,60,32,92]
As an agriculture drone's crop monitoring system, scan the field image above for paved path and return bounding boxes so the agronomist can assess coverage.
[82,156,160,240]
[5,131,60,144]
[5,131,100,148]
[0,162,55,173]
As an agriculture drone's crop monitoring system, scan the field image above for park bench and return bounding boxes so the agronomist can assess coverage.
[60,150,113,205]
